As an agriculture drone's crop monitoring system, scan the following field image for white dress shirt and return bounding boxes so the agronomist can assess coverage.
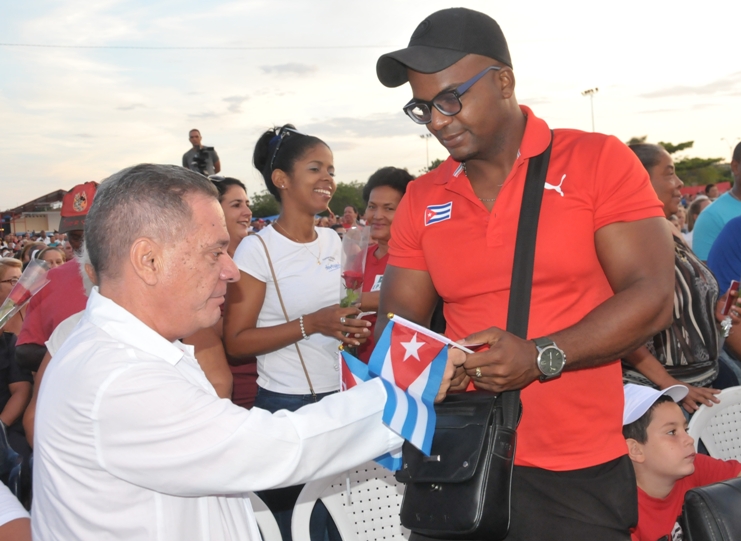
[32,288,401,541]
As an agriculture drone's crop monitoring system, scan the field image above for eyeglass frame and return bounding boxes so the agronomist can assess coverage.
[402,65,502,125]
[269,126,307,172]
[0,277,19,286]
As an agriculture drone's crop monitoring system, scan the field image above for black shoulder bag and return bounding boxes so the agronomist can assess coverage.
[396,134,553,541]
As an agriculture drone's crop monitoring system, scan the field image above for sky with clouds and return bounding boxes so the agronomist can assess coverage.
[1,0,740,209]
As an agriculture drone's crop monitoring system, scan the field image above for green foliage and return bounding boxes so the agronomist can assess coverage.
[625,137,730,187]
[658,141,694,155]
[421,158,445,173]
[249,190,280,218]
[328,181,366,215]
[675,159,730,186]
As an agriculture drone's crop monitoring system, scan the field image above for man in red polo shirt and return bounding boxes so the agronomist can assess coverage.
[15,182,96,373]
[375,8,675,541]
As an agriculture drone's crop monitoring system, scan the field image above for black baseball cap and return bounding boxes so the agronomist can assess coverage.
[376,8,512,88]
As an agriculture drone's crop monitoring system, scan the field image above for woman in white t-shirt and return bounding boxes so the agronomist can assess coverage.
[223,125,370,541]
[224,125,370,410]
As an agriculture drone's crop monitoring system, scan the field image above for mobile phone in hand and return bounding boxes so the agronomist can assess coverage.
[721,280,741,316]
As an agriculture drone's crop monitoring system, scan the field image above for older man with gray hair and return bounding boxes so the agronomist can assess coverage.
[30,165,450,540]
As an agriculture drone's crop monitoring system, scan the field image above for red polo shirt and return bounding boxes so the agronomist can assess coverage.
[17,259,87,348]
[388,106,664,471]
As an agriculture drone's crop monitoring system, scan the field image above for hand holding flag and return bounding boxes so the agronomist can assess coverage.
[367,314,467,456]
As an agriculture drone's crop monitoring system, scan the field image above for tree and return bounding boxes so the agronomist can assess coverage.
[658,141,694,155]
[249,190,280,218]
[421,158,445,174]
[625,137,730,187]
[328,181,366,215]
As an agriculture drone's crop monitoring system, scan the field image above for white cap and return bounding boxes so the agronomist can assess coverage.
[623,384,688,425]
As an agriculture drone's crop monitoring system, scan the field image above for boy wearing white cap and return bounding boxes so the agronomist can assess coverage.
[623,384,741,540]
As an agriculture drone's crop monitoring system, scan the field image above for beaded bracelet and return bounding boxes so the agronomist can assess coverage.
[299,315,309,340]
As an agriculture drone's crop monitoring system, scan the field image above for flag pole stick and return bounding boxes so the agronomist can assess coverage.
[388,313,475,354]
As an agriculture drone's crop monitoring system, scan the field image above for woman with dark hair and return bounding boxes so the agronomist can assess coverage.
[223,125,370,541]
[342,204,361,228]
[183,176,256,404]
[356,166,414,362]
[622,144,741,413]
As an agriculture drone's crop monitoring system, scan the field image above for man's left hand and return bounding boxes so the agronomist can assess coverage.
[459,327,541,393]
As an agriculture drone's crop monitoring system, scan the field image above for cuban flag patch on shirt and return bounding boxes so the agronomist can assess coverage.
[424,202,452,226]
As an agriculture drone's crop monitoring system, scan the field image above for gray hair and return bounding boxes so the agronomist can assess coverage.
[628,143,666,172]
[75,242,95,297]
[85,164,218,280]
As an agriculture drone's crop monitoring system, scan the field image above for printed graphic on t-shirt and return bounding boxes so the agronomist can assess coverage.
[323,255,340,272]
[670,517,682,540]
[371,274,383,292]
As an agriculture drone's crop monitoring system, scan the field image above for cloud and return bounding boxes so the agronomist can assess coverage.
[188,111,220,119]
[521,96,551,106]
[303,112,425,139]
[223,95,249,113]
[116,103,145,111]
[327,141,359,151]
[260,63,318,76]
[640,71,741,98]
[74,133,93,138]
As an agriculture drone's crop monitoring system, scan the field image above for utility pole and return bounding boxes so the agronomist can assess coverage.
[420,133,433,169]
[581,88,599,132]
[721,137,740,153]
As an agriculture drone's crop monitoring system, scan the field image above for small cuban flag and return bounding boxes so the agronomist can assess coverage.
[424,201,452,226]
[367,315,449,456]
[339,349,403,471]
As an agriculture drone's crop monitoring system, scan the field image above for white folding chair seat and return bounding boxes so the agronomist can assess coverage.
[687,386,741,459]
[247,491,282,541]
[292,461,410,541]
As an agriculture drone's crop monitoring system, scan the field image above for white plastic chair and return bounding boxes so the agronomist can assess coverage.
[247,491,283,541]
[687,386,741,459]
[292,461,410,541]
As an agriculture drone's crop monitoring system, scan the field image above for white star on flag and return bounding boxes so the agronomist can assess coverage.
[400,332,424,361]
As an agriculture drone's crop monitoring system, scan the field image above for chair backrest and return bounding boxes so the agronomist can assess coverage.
[247,491,282,541]
[687,386,741,459]
[293,461,410,541]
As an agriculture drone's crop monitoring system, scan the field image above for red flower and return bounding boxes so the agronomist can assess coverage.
[8,284,31,306]
[342,271,364,290]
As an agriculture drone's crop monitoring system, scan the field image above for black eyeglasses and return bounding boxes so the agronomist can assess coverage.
[0,277,19,286]
[403,65,502,125]
[269,126,306,171]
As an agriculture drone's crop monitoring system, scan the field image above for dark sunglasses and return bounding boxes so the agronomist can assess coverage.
[403,65,501,125]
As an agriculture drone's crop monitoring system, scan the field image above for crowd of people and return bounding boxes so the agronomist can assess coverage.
[1,7,741,541]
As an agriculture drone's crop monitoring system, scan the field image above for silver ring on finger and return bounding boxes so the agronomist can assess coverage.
[474,367,482,379]
[733,310,739,317]
[340,316,346,325]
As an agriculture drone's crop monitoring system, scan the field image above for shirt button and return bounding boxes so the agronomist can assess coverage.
[333,364,339,371]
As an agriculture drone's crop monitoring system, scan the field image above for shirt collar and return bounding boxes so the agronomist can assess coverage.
[85,288,191,366]
[432,104,550,186]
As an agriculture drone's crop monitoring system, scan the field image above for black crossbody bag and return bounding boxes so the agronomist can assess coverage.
[396,134,553,541]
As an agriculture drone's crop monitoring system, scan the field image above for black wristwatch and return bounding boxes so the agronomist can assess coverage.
[533,337,566,382]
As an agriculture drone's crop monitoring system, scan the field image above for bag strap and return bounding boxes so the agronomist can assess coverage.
[250,232,317,400]
[500,131,553,430]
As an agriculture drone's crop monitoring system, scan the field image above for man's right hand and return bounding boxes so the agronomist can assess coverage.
[435,346,468,402]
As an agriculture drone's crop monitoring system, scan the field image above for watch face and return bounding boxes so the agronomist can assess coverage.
[539,347,564,376]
